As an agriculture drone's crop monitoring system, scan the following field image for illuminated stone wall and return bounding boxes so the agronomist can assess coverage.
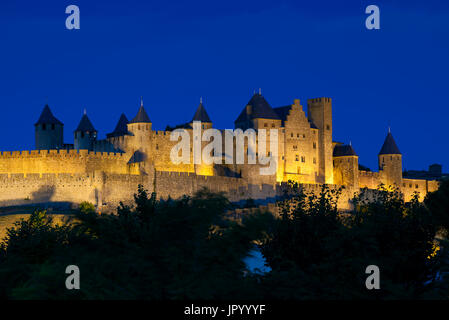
[0,150,137,175]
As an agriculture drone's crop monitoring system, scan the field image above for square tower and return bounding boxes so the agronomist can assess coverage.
[307,98,333,184]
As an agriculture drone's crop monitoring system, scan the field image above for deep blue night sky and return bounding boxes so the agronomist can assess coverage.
[0,0,448,172]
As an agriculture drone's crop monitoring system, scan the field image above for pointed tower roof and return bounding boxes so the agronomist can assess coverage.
[192,99,212,123]
[379,131,401,155]
[107,113,129,138]
[333,144,357,157]
[235,93,280,123]
[75,113,97,132]
[35,104,63,126]
[130,98,151,123]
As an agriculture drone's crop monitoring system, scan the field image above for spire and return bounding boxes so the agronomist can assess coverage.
[75,113,97,132]
[84,108,87,115]
[107,113,129,138]
[192,99,212,123]
[259,88,262,95]
[35,104,63,126]
[379,130,401,155]
[130,99,151,123]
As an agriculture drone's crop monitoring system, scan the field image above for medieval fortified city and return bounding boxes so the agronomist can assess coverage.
[0,91,441,212]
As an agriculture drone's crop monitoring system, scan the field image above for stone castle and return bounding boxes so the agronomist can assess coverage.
[0,92,440,211]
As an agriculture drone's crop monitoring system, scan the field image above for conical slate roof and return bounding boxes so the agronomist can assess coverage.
[35,105,63,126]
[379,132,401,155]
[75,114,97,132]
[192,102,211,123]
[333,144,357,157]
[107,113,129,138]
[130,105,151,123]
[235,93,281,123]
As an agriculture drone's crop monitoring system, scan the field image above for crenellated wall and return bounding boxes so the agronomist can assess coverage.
[359,170,439,202]
[0,172,144,208]
[0,166,361,212]
[402,178,440,201]
[0,150,138,175]
[359,170,381,189]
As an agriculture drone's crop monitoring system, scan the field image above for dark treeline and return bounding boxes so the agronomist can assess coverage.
[0,181,448,300]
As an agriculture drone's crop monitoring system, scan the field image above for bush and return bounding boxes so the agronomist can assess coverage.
[0,182,448,300]
[0,186,269,299]
[79,201,95,214]
[260,182,444,299]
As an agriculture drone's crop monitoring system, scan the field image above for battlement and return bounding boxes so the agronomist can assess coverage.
[0,149,132,176]
[154,131,171,136]
[308,97,332,104]
[155,170,241,183]
[359,170,380,178]
[0,149,124,159]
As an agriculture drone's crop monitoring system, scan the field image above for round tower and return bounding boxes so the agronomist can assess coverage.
[127,97,152,156]
[74,111,97,151]
[190,98,214,175]
[378,129,402,188]
[35,104,64,150]
[333,143,359,189]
